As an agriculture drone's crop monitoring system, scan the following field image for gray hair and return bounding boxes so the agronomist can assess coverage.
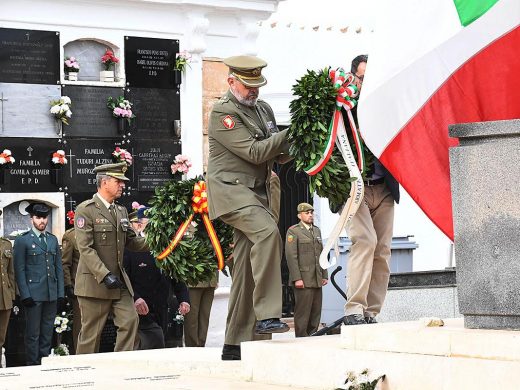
[96,173,110,188]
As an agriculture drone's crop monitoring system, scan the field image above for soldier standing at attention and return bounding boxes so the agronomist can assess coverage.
[61,213,81,353]
[74,163,148,354]
[206,55,291,360]
[0,210,15,360]
[285,203,328,337]
[13,203,64,365]
[184,273,217,347]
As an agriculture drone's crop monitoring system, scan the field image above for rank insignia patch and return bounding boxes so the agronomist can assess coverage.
[222,115,235,129]
[287,234,294,243]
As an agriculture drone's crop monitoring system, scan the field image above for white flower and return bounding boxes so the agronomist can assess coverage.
[61,96,71,105]
[0,157,5,164]
[61,104,70,112]
[62,318,69,325]
[61,323,67,330]
[56,327,63,333]
[62,312,66,316]
[54,318,61,325]
[65,110,72,118]
[52,157,60,164]
[50,105,60,114]
[57,150,65,155]
[10,157,15,163]
[2,149,11,155]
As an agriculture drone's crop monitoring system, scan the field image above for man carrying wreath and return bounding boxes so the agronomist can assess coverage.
[207,55,291,360]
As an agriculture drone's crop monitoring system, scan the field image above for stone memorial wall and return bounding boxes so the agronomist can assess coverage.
[0,27,181,231]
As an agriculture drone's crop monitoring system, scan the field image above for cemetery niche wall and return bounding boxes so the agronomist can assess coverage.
[0,27,182,231]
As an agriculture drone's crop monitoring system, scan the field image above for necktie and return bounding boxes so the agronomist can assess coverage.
[109,204,117,221]
[309,227,314,238]
[40,234,47,252]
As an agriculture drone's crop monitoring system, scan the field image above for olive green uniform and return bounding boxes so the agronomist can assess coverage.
[61,228,81,352]
[0,238,15,350]
[184,274,217,347]
[74,194,148,353]
[207,90,290,345]
[285,222,328,337]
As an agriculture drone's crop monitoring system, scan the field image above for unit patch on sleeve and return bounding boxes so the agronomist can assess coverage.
[76,217,85,229]
[287,234,294,243]
[222,115,235,129]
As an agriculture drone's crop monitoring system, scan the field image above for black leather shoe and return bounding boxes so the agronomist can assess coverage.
[365,316,378,324]
[343,314,367,325]
[255,318,290,334]
[221,344,241,360]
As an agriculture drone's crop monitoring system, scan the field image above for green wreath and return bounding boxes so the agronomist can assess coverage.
[287,68,371,212]
[145,177,233,285]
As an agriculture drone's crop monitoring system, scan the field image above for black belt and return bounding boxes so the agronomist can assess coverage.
[364,177,385,186]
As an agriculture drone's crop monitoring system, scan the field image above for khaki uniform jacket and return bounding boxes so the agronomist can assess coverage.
[61,228,80,288]
[207,90,290,220]
[74,194,148,299]
[285,222,328,288]
[0,238,15,310]
[189,272,218,289]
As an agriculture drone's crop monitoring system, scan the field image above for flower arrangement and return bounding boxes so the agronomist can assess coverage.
[66,210,75,226]
[51,150,68,166]
[335,369,385,390]
[0,149,15,167]
[107,96,135,125]
[51,343,70,356]
[64,57,80,73]
[8,229,29,238]
[55,311,71,334]
[50,96,72,125]
[173,310,184,324]
[101,49,119,71]
[112,147,133,166]
[170,154,192,175]
[174,50,192,72]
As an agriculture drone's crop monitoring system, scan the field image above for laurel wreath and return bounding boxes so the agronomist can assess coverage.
[145,176,233,285]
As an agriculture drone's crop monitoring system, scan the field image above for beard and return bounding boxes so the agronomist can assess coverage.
[230,85,258,107]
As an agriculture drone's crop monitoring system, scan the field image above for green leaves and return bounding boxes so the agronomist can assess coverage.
[145,177,233,285]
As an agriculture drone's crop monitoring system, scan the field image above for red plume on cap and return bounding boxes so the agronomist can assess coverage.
[66,210,75,225]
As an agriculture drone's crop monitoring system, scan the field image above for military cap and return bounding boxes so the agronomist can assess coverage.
[137,206,149,220]
[25,202,51,217]
[129,210,139,223]
[94,162,129,181]
[297,202,314,213]
[224,55,267,87]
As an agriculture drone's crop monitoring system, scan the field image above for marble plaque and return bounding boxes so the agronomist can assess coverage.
[131,139,181,191]
[0,83,62,137]
[64,40,114,82]
[0,27,60,85]
[2,200,53,238]
[126,87,180,139]
[124,36,178,89]
[0,137,62,192]
[63,85,123,138]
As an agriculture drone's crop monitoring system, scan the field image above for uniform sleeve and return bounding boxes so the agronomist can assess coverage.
[173,279,190,304]
[7,243,16,298]
[74,206,111,284]
[124,227,149,252]
[13,237,30,300]
[61,231,73,287]
[210,107,290,165]
[54,237,65,298]
[285,228,301,282]
[123,251,141,301]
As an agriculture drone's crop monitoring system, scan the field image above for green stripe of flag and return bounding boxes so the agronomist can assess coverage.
[453,0,499,26]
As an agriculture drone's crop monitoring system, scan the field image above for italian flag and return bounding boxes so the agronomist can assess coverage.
[358,0,520,240]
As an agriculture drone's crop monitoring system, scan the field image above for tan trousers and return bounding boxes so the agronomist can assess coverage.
[0,309,11,348]
[221,206,283,346]
[76,289,138,354]
[345,184,394,317]
[184,287,215,347]
[293,287,322,337]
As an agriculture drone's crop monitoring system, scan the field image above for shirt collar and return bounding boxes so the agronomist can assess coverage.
[300,221,312,230]
[32,226,45,238]
[96,192,114,210]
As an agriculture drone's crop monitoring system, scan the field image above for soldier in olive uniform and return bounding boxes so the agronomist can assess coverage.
[207,55,291,360]
[285,203,328,337]
[0,212,16,355]
[74,163,149,354]
[61,225,81,352]
[13,203,65,365]
[184,273,217,347]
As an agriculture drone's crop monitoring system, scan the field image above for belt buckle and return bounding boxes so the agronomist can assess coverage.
[365,179,373,186]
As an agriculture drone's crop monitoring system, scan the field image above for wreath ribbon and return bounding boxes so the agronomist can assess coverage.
[304,68,365,176]
[157,180,225,270]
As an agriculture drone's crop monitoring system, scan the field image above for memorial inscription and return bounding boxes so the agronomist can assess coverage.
[63,85,123,138]
[126,88,180,138]
[0,27,60,85]
[124,36,178,89]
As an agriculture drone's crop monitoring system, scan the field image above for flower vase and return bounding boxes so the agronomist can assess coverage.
[0,169,8,186]
[117,118,126,135]
[100,70,115,82]
[173,69,182,85]
[67,72,78,81]
[55,120,63,136]
[50,167,63,186]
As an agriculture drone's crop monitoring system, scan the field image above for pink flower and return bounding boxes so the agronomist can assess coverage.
[132,201,141,210]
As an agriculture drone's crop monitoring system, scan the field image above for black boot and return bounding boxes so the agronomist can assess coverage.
[255,318,290,334]
[222,344,241,360]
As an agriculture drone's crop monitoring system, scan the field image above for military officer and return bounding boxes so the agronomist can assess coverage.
[74,162,149,354]
[184,273,217,347]
[13,203,65,365]
[61,223,81,353]
[285,203,328,337]
[207,55,291,360]
[0,211,16,356]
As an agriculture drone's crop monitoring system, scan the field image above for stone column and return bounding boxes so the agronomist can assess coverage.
[449,119,520,330]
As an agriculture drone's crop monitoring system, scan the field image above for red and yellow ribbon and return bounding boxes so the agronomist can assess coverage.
[157,180,225,270]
